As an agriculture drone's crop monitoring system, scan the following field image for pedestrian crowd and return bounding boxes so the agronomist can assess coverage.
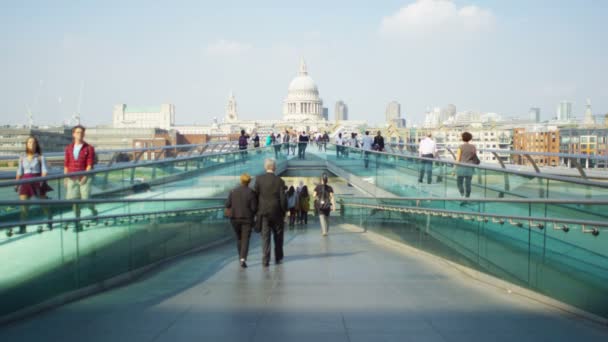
[225,159,335,268]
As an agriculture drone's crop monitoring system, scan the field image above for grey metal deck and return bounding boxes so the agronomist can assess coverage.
[1,224,607,342]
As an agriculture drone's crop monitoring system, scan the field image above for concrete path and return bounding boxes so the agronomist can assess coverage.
[1,223,607,342]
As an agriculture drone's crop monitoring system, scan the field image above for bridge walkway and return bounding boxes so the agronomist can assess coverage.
[1,224,606,342]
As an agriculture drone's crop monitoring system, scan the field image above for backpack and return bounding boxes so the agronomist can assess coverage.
[238,135,248,148]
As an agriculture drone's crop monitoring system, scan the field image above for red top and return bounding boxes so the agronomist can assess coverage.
[64,142,95,173]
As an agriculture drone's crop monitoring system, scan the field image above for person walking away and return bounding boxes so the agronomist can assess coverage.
[341,133,350,158]
[274,133,282,158]
[316,132,323,151]
[238,129,249,162]
[225,173,257,268]
[254,158,287,266]
[373,131,385,152]
[265,134,272,147]
[64,125,97,232]
[290,132,297,155]
[298,185,310,225]
[298,131,310,160]
[295,180,304,224]
[418,133,437,184]
[349,133,359,159]
[455,132,478,206]
[361,131,373,168]
[253,133,260,149]
[11,136,52,236]
[314,173,335,236]
[322,131,329,152]
[283,130,291,155]
[286,186,297,228]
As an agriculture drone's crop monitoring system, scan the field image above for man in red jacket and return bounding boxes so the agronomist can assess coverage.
[64,125,97,230]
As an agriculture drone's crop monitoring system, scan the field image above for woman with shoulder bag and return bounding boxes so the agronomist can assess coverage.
[10,136,53,236]
[313,173,335,237]
[454,132,478,206]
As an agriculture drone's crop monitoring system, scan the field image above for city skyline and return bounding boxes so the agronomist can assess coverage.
[1,0,607,126]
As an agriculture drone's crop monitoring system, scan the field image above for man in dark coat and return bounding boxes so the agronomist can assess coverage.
[225,173,258,268]
[254,158,286,266]
[373,130,385,152]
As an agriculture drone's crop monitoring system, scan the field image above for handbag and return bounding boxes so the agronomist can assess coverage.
[471,153,481,165]
[41,181,54,193]
[36,156,54,192]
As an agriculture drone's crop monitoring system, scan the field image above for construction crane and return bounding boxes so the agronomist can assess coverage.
[71,81,84,125]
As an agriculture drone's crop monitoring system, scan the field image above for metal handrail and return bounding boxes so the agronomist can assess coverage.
[330,143,608,188]
[3,141,608,189]
[0,144,265,187]
[0,205,225,230]
[342,202,608,230]
[388,142,608,162]
[0,197,227,206]
[3,195,604,210]
[0,141,238,161]
[340,196,608,205]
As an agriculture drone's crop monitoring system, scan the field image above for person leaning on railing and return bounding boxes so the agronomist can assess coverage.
[64,124,98,231]
[418,133,437,184]
[454,131,479,205]
[11,136,53,235]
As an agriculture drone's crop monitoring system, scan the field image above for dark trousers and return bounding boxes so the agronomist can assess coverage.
[274,145,281,159]
[298,143,306,159]
[261,216,284,265]
[299,211,308,224]
[457,176,472,197]
[231,220,252,260]
[288,208,296,226]
[419,153,434,184]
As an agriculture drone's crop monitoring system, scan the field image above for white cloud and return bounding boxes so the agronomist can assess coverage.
[379,0,495,39]
[205,39,252,56]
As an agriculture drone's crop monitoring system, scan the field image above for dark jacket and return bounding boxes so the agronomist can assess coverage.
[254,172,286,221]
[225,185,258,223]
[373,136,385,151]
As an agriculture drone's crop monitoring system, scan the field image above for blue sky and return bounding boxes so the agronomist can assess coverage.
[1,0,607,126]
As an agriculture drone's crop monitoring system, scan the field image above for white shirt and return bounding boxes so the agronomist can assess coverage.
[362,135,374,150]
[335,136,343,145]
[419,137,437,156]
